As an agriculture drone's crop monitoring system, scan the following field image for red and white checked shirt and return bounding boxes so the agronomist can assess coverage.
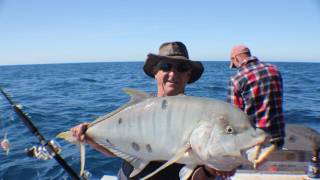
[227,57,285,140]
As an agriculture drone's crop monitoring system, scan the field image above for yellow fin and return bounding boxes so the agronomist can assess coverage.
[56,131,79,144]
[123,88,153,105]
[129,159,150,178]
[142,143,191,180]
[57,132,86,177]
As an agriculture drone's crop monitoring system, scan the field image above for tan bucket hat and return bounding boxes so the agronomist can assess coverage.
[143,41,204,83]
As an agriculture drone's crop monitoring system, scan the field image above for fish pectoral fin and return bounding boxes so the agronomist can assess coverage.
[56,131,79,144]
[142,143,191,180]
[101,142,149,177]
[179,164,197,180]
[129,159,150,178]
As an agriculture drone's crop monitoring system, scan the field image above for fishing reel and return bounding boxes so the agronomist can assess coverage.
[25,139,61,160]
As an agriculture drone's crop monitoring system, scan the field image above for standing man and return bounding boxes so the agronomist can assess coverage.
[227,44,285,150]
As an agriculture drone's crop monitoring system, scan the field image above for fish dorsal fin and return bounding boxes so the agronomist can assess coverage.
[142,143,191,180]
[123,88,153,105]
[89,88,153,127]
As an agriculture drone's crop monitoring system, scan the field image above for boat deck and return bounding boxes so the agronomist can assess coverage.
[231,171,310,180]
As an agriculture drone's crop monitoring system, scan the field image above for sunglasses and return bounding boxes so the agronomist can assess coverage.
[156,61,191,73]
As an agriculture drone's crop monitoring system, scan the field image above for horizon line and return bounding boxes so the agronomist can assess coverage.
[1,59,320,66]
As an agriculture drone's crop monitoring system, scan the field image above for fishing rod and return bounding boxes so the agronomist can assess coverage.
[0,87,81,180]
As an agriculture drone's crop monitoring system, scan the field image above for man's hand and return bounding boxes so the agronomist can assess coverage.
[70,123,89,142]
[70,122,116,157]
[191,166,236,180]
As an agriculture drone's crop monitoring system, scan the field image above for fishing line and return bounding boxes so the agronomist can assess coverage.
[0,86,81,180]
[0,97,37,156]
[0,96,7,135]
[0,97,13,156]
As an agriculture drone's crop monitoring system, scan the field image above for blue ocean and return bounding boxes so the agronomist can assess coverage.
[0,61,319,179]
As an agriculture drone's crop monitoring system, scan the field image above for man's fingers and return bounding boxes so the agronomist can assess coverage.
[70,123,89,141]
[80,135,85,142]
[80,123,88,133]
[254,144,276,167]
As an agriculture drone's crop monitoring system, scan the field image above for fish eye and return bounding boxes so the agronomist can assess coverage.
[225,125,234,134]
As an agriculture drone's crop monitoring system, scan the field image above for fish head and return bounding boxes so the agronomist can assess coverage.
[190,107,268,170]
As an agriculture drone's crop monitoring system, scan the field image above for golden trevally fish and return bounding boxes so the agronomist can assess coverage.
[58,89,271,179]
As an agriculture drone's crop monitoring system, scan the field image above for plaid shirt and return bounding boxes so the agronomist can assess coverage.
[227,57,285,140]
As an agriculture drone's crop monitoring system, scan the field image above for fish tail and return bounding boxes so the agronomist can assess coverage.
[56,131,71,140]
[56,131,78,144]
[57,131,86,178]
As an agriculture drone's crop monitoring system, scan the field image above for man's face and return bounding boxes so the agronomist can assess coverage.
[154,61,191,96]
[230,55,240,68]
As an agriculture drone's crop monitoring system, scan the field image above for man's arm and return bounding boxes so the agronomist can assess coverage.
[70,123,115,157]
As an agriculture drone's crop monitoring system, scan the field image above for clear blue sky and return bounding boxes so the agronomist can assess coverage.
[0,0,319,65]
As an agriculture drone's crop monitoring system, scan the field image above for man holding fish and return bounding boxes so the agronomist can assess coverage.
[70,41,239,179]
[65,42,273,180]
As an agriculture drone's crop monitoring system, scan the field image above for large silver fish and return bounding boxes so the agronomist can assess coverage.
[58,89,270,179]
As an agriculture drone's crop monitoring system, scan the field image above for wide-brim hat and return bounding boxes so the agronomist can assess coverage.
[143,41,204,84]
